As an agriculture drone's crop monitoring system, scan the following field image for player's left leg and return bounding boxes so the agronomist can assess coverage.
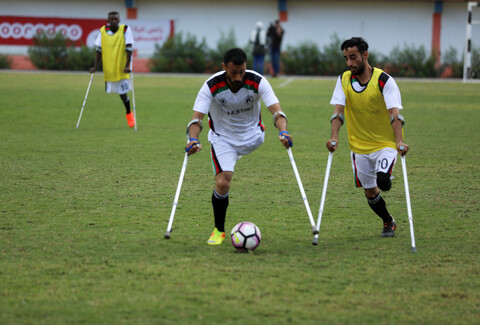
[207,172,233,245]
[352,151,396,237]
[120,93,131,114]
[365,187,396,237]
[120,93,135,128]
[207,137,237,245]
[115,79,134,128]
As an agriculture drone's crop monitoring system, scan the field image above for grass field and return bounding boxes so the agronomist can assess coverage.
[0,71,479,324]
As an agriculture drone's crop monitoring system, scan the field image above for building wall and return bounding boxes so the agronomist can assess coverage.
[1,0,478,61]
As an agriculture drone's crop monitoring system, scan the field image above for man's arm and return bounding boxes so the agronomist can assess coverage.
[268,102,292,148]
[185,111,205,155]
[89,31,102,73]
[89,50,102,73]
[389,107,409,156]
[326,104,345,152]
[124,43,132,73]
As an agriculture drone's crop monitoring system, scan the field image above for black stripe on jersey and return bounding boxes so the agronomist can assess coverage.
[104,25,127,35]
[378,72,390,94]
[208,112,216,133]
[207,73,227,91]
[211,145,223,174]
[244,72,262,87]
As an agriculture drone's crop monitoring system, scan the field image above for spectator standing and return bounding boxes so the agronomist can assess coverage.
[249,21,267,74]
[267,20,284,77]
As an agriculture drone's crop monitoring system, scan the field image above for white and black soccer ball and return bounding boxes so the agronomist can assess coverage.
[231,221,261,252]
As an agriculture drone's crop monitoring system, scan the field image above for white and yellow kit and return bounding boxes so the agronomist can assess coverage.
[94,24,134,94]
[330,68,404,188]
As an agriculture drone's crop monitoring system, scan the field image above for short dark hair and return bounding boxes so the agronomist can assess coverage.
[341,37,369,53]
[224,48,247,65]
[108,11,119,18]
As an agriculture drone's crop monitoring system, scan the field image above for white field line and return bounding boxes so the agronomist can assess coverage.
[278,77,294,88]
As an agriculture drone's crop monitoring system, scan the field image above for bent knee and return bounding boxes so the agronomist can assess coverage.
[376,172,392,191]
[215,172,232,194]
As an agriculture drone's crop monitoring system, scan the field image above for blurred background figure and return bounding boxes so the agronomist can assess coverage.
[250,21,267,74]
[267,20,284,77]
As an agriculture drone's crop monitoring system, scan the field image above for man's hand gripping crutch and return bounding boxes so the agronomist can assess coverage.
[164,117,203,239]
[273,110,317,236]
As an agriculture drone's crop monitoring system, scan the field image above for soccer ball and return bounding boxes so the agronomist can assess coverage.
[231,221,261,252]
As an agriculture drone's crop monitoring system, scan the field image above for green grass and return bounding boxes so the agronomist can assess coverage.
[0,71,479,324]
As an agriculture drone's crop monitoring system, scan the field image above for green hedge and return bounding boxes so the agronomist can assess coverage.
[150,29,241,74]
[28,31,95,71]
[0,54,11,69]
[26,29,478,78]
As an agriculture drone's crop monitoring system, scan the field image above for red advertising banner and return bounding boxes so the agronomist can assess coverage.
[0,16,105,46]
[0,16,174,50]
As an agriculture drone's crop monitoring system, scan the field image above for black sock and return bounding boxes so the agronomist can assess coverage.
[122,96,131,114]
[212,190,229,232]
[367,193,393,223]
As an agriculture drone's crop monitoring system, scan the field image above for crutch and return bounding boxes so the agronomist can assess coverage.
[76,73,94,129]
[286,148,317,235]
[129,61,137,131]
[165,133,199,239]
[164,149,189,239]
[312,141,335,246]
[399,145,417,252]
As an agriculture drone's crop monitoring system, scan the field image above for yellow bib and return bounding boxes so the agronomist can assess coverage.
[101,25,129,82]
[341,68,397,154]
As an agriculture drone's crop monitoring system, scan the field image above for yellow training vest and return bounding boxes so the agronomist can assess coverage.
[341,68,397,154]
[100,25,129,82]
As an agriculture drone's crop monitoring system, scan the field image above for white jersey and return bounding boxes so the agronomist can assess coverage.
[193,70,279,144]
[330,73,403,110]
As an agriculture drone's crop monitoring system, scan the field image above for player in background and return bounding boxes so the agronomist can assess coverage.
[89,11,135,128]
[326,37,409,237]
[185,48,293,245]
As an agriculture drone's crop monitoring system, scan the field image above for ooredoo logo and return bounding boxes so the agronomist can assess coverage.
[0,22,82,40]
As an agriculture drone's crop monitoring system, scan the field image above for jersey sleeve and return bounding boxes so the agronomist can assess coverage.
[258,77,279,107]
[192,82,213,114]
[94,30,102,48]
[383,77,403,110]
[329,76,345,106]
[124,25,135,45]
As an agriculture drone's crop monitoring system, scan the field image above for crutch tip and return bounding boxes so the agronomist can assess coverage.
[312,238,318,246]
[164,232,171,239]
[411,247,417,253]
[312,229,319,235]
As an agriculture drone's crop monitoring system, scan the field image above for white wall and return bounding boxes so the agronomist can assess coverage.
[287,1,434,54]
[0,0,126,18]
[1,0,478,61]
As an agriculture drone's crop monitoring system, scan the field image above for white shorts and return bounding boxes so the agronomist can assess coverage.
[209,131,265,174]
[105,79,131,94]
[351,147,397,189]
